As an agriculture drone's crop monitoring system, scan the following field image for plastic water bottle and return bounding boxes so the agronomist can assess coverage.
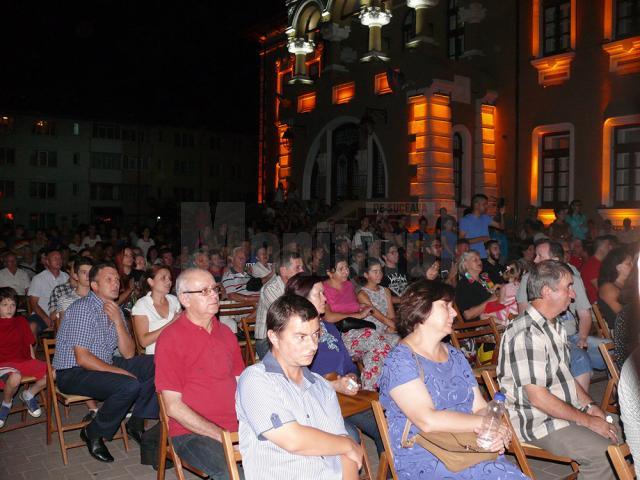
[477,392,506,450]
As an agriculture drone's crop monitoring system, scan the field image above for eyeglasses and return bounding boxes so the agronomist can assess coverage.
[182,285,220,296]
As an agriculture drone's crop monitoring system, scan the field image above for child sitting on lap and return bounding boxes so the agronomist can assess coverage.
[0,287,47,428]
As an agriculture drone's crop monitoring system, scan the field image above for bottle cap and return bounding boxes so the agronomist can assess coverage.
[494,392,506,402]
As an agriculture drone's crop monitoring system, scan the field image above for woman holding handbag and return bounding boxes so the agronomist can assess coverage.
[378,280,529,479]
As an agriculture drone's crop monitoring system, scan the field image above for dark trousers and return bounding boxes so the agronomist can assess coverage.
[172,433,244,480]
[27,313,48,336]
[56,355,158,440]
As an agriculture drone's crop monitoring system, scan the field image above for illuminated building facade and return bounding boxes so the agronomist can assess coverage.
[258,0,640,225]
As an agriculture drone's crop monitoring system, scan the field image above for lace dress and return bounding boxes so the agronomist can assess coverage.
[379,344,530,479]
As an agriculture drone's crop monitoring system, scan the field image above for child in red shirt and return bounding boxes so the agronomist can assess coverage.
[0,287,47,428]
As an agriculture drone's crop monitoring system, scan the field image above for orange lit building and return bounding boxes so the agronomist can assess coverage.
[258,0,640,226]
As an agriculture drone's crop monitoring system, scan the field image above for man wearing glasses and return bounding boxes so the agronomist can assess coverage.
[155,268,245,479]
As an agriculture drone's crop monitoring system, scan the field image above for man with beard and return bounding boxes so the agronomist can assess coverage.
[482,240,505,285]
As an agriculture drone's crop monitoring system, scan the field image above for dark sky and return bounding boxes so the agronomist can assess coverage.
[1,0,285,132]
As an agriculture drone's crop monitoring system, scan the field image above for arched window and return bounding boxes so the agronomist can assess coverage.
[453,132,463,206]
[403,10,416,48]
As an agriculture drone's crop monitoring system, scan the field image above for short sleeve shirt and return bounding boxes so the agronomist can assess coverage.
[131,293,181,354]
[0,316,34,363]
[498,306,579,442]
[0,268,31,295]
[236,352,347,480]
[255,275,285,340]
[459,214,493,258]
[455,275,492,320]
[580,256,601,304]
[155,313,244,436]
[28,269,70,313]
[221,268,252,296]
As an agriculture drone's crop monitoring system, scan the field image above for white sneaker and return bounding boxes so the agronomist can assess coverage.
[19,391,42,418]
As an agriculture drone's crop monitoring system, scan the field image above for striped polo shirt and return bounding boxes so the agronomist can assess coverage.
[236,352,347,479]
[497,306,580,442]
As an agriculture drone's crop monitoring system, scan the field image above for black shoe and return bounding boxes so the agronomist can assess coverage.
[80,427,114,463]
[125,423,144,446]
[81,410,97,424]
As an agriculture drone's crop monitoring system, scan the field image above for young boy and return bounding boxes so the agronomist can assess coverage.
[0,287,46,428]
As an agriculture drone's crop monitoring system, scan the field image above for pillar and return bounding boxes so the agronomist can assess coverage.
[406,0,439,47]
[360,5,392,62]
[287,37,315,84]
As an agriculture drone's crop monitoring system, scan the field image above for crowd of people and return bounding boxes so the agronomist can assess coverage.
[0,193,639,479]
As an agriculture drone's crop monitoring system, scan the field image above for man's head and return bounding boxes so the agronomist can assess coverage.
[193,251,210,270]
[335,238,350,257]
[159,248,174,267]
[425,237,442,257]
[439,207,447,217]
[593,236,613,259]
[89,262,120,301]
[230,246,247,272]
[570,238,584,256]
[471,194,489,215]
[418,216,427,230]
[73,257,94,288]
[266,294,320,366]
[360,216,369,229]
[527,260,575,317]
[455,239,470,257]
[256,247,269,265]
[278,250,305,283]
[46,248,63,273]
[381,242,399,267]
[485,240,501,262]
[176,268,220,318]
[534,239,564,263]
[2,252,17,272]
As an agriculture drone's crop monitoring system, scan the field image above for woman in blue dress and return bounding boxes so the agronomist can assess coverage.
[378,280,530,479]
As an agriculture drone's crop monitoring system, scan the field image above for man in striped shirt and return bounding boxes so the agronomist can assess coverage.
[237,295,362,480]
[499,260,618,480]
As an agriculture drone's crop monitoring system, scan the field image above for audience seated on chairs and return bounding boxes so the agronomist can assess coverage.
[155,268,245,479]
[378,279,527,479]
[28,248,69,336]
[236,295,363,480]
[0,251,31,295]
[0,287,46,428]
[517,239,608,392]
[254,250,304,359]
[51,257,93,328]
[285,274,384,456]
[131,265,181,355]
[221,247,260,305]
[53,261,158,463]
[499,260,619,480]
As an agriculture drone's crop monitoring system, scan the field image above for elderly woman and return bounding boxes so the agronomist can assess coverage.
[285,274,384,455]
[454,251,509,323]
[597,247,633,329]
[379,280,528,479]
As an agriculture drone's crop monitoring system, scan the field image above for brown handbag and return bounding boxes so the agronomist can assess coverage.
[400,344,499,473]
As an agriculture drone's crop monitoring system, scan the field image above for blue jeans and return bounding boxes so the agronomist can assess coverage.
[172,433,244,480]
[345,409,383,455]
[567,334,608,371]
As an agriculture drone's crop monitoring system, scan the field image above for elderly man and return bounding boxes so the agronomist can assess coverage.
[28,248,69,335]
[155,268,244,479]
[516,239,608,391]
[499,260,618,480]
[254,251,305,359]
[53,262,157,463]
[0,251,31,295]
[221,247,260,304]
[236,295,363,480]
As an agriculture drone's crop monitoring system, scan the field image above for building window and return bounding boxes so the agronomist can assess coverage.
[0,147,15,166]
[0,116,15,134]
[616,0,640,38]
[174,132,195,148]
[93,123,121,139]
[91,152,121,170]
[210,136,222,150]
[0,180,15,198]
[613,124,640,205]
[73,122,80,135]
[32,120,56,135]
[403,10,416,47]
[30,151,57,167]
[448,0,465,59]
[333,82,356,105]
[297,92,317,113]
[123,155,149,170]
[29,213,56,230]
[90,183,119,201]
[542,0,571,56]
[30,182,56,199]
[541,132,571,206]
[374,72,392,95]
[453,132,463,206]
[73,153,80,165]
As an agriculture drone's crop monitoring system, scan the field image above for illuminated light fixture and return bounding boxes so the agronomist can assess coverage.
[333,82,356,104]
[288,37,315,85]
[297,92,316,113]
[360,107,388,137]
[5,213,14,221]
[374,72,392,95]
[360,3,392,62]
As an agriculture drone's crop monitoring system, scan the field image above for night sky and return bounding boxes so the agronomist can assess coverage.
[1,0,285,132]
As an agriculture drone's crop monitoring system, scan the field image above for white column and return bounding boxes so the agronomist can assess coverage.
[360,5,392,62]
[287,37,315,84]
[406,0,439,47]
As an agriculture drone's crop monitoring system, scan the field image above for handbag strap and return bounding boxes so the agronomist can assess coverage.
[400,341,426,448]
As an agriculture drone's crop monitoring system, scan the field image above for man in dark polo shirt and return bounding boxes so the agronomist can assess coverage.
[155,268,245,479]
[482,240,506,285]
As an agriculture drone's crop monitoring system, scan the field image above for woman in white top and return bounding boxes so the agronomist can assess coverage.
[136,226,155,259]
[132,265,181,354]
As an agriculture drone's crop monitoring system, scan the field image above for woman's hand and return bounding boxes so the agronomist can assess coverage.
[474,423,511,454]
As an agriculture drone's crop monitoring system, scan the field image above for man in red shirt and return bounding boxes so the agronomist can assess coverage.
[155,268,244,479]
[581,236,613,304]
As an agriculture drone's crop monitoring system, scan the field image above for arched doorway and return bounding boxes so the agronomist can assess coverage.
[304,118,388,204]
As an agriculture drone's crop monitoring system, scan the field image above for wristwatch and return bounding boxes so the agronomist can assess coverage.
[580,401,596,413]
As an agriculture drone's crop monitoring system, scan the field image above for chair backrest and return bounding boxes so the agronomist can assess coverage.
[592,303,612,340]
[370,399,398,480]
[43,338,57,394]
[221,429,242,480]
[240,313,257,365]
[450,310,502,367]
[599,342,619,413]
[608,443,636,480]
[129,319,146,355]
[481,369,536,479]
[219,302,257,317]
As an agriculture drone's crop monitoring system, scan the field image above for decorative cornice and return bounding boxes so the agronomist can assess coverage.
[360,6,392,28]
[287,38,315,55]
[602,36,640,75]
[530,51,575,86]
[406,0,439,8]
